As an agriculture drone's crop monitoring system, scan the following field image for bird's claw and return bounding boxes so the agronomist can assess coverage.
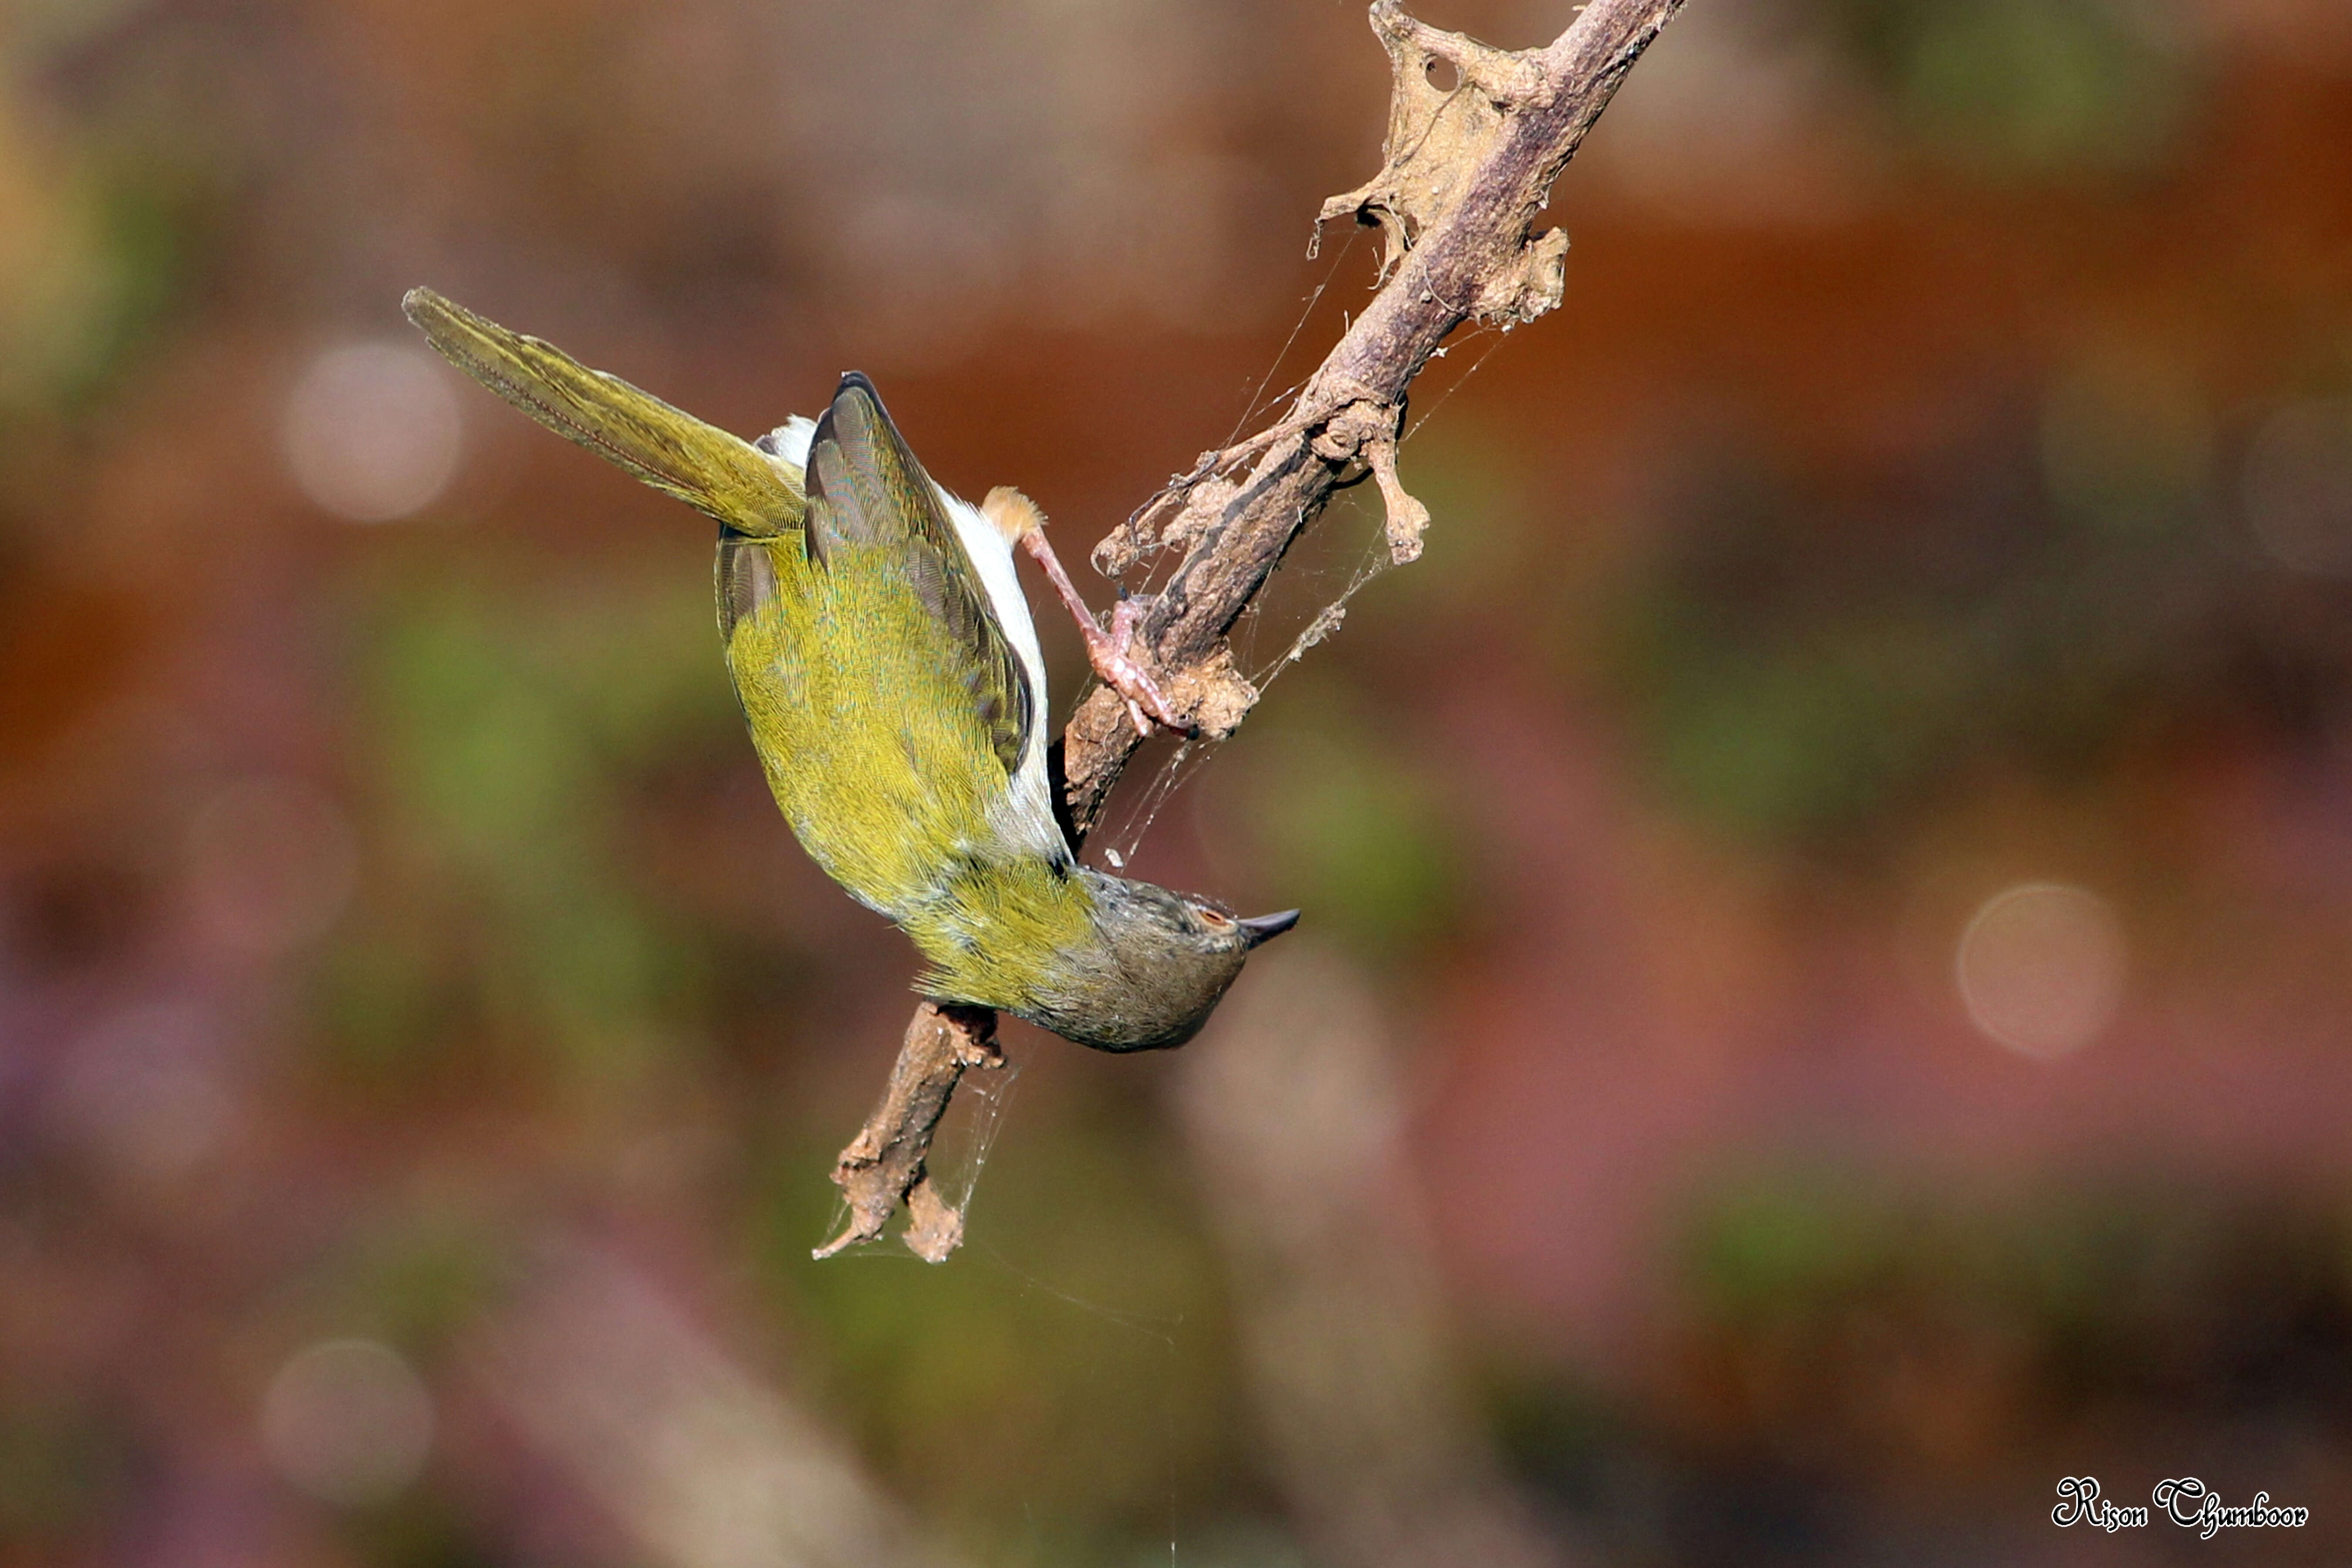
[1011,518,1192,737]
[1095,599,1189,737]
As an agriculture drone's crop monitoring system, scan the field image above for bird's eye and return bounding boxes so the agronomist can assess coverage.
[1196,908,1234,930]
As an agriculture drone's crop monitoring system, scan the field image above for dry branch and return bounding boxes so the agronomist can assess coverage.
[816,1004,1000,1260]
[819,0,1686,1259]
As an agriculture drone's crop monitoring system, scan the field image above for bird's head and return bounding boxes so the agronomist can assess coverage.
[1011,870,1298,1052]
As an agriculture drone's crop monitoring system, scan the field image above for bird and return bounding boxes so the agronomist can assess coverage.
[401,288,1297,1051]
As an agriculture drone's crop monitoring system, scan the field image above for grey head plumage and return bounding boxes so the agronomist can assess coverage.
[1012,870,1299,1051]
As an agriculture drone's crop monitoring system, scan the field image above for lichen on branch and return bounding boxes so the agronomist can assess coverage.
[1318,2,1559,281]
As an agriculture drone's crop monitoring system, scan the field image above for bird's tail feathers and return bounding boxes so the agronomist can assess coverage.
[402,287,806,539]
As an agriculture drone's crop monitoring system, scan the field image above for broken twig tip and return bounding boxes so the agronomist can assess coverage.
[816,1003,1001,1261]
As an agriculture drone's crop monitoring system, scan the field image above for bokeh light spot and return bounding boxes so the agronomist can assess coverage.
[2244,399,2352,578]
[281,341,461,522]
[1955,882,2125,1059]
[260,1338,433,1506]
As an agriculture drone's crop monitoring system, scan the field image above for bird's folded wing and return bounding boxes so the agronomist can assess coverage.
[802,376,1035,781]
[402,287,806,539]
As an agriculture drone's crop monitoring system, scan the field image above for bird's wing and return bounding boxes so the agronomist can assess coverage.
[801,375,1036,779]
[402,288,805,539]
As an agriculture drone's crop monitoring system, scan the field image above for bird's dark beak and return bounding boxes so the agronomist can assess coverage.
[1237,909,1301,948]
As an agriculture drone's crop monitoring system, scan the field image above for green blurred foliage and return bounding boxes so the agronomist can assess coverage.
[1684,1170,2352,1423]
[0,1397,124,1552]
[1375,424,1544,617]
[1601,383,2304,846]
[759,1105,1251,1562]
[0,10,230,413]
[316,555,740,1100]
[338,1494,503,1568]
[1828,0,2200,178]
[310,1200,519,1358]
[1221,673,1463,957]
[1490,1172,2352,1561]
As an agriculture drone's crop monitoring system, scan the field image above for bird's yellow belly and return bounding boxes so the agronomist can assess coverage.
[719,536,1017,921]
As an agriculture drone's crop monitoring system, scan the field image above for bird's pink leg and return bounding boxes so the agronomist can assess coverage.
[1017,528,1188,736]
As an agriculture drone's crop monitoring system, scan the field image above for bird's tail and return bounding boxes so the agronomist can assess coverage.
[401,287,805,539]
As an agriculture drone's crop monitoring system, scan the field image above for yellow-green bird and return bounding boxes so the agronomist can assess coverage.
[402,288,1294,1051]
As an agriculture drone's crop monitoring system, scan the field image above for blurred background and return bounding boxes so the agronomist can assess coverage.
[5,0,2352,1562]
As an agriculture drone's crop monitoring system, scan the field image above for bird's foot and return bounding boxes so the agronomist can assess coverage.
[1092,597,1188,738]
[1015,522,1192,737]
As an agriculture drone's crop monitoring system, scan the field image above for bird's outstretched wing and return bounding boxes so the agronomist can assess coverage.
[402,287,805,540]
[801,375,1035,779]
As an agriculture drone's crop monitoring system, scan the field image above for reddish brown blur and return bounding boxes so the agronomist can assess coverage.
[5,1,2352,1564]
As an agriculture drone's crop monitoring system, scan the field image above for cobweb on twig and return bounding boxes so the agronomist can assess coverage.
[1078,226,1525,858]
[813,1046,1025,1260]
[1244,319,1512,690]
[934,1051,1022,1220]
[1116,229,1369,608]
